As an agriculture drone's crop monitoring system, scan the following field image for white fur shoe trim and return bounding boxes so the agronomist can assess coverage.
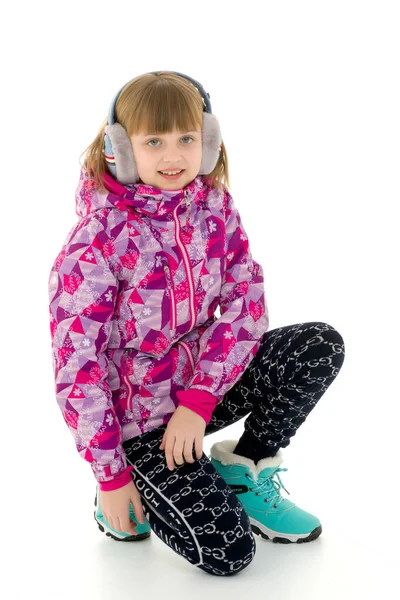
[210,439,284,481]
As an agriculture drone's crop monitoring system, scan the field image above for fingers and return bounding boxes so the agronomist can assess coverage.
[131,489,146,524]
[165,436,179,470]
[194,437,203,460]
[118,515,138,535]
[104,512,138,535]
[161,434,201,470]
[102,492,145,534]
[159,431,166,450]
[160,434,182,470]
[183,439,196,464]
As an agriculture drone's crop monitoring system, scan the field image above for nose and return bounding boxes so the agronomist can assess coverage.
[162,141,186,162]
[162,151,182,162]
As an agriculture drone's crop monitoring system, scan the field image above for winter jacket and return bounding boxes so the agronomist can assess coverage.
[48,166,269,491]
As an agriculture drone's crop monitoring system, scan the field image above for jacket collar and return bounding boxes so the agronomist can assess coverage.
[75,166,205,219]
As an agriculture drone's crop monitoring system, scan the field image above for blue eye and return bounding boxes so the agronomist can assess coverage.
[147,136,194,147]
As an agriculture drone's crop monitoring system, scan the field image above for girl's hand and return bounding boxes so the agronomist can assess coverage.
[159,405,206,470]
[100,480,145,535]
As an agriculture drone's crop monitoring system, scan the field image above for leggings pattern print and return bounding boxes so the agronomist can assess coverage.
[122,321,345,576]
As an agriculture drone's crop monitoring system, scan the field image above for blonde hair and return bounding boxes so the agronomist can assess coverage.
[79,71,230,193]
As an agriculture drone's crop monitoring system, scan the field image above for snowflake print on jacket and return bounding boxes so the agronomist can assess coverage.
[48,167,269,489]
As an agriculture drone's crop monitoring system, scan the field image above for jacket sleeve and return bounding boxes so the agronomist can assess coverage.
[175,388,218,425]
[179,190,270,408]
[48,215,133,491]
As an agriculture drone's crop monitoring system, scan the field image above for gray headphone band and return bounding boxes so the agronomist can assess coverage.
[107,71,212,126]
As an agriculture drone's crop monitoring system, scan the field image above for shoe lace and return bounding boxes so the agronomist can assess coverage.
[206,454,291,509]
[246,468,291,508]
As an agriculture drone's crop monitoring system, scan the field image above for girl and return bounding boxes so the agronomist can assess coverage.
[48,71,345,577]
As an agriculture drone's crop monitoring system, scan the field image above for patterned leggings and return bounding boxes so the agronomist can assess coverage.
[122,321,345,576]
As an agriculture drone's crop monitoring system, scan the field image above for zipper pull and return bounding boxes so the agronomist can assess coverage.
[184,190,190,227]
[164,264,171,286]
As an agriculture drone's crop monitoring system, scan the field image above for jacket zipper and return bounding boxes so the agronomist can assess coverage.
[163,263,177,330]
[172,190,196,330]
[122,350,134,412]
[123,373,133,412]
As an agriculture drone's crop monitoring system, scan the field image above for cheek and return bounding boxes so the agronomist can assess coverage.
[134,149,153,167]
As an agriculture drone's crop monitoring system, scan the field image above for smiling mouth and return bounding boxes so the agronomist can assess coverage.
[158,170,185,174]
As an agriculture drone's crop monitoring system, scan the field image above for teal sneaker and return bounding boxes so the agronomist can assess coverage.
[94,485,151,542]
[209,440,322,544]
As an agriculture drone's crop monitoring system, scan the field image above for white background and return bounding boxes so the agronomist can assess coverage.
[1,1,399,598]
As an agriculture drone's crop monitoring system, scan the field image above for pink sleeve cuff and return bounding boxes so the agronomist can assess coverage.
[98,465,134,492]
[176,388,218,425]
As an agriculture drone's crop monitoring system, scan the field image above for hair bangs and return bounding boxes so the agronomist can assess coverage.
[120,76,203,137]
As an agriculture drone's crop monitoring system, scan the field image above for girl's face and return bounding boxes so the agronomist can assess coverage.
[130,127,203,190]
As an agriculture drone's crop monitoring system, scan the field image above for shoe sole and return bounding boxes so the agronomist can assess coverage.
[93,493,151,542]
[249,517,322,544]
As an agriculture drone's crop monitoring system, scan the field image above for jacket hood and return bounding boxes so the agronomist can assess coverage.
[75,166,206,220]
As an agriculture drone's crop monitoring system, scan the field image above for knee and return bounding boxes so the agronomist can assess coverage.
[226,537,256,575]
[310,321,345,355]
[201,520,257,576]
[323,322,346,357]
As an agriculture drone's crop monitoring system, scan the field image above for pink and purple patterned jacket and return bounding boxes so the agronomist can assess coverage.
[48,167,269,491]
